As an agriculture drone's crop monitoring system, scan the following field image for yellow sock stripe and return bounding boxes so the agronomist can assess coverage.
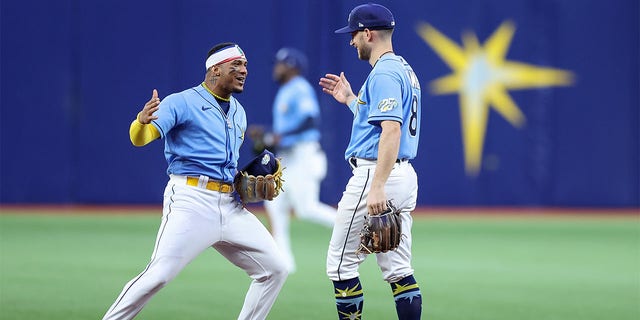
[335,285,363,298]
[392,283,420,296]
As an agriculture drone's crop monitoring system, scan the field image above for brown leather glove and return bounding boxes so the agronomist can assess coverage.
[234,150,284,204]
[357,200,402,254]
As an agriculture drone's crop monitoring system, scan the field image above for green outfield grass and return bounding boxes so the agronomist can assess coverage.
[0,209,638,320]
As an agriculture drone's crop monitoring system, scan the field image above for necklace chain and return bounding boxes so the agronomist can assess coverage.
[201,82,230,102]
[375,50,394,66]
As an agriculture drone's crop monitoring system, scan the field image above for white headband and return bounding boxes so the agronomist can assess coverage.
[205,45,245,70]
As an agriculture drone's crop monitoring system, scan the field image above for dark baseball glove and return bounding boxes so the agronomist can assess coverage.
[234,149,284,204]
[356,200,402,254]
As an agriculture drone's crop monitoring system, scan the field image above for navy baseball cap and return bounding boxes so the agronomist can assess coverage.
[334,3,395,34]
[275,47,308,72]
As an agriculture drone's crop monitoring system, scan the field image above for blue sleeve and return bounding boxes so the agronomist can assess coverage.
[348,96,359,114]
[367,73,403,125]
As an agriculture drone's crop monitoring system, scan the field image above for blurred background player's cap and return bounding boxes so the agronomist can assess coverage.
[335,3,395,34]
[275,47,308,72]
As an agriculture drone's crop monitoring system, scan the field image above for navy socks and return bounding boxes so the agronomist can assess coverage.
[333,278,364,319]
[333,275,421,319]
[390,275,422,320]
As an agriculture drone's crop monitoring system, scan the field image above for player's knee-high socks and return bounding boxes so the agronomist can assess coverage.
[390,275,422,320]
[333,277,364,320]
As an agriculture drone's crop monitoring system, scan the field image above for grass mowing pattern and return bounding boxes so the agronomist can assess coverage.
[0,210,638,320]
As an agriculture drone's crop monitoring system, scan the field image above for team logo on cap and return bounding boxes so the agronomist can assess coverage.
[261,154,271,165]
[377,98,397,112]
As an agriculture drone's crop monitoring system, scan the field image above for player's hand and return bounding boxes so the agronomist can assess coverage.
[366,185,387,215]
[319,72,356,105]
[137,89,160,124]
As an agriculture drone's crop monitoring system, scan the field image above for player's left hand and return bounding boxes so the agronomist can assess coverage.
[366,185,387,215]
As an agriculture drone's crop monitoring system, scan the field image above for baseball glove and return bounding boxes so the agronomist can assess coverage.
[234,149,284,204]
[356,200,402,254]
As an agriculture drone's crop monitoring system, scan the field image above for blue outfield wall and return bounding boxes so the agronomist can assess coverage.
[1,0,638,207]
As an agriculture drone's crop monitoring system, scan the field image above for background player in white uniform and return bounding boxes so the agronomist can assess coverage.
[319,4,423,319]
[102,43,288,320]
[249,47,336,273]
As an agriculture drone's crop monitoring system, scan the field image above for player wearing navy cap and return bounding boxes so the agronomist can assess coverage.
[320,3,423,319]
[102,42,288,320]
[249,47,336,273]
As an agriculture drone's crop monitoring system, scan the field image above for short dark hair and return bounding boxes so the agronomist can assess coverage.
[207,42,237,59]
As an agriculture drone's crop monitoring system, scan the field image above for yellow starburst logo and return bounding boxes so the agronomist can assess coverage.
[416,21,575,175]
[334,285,363,298]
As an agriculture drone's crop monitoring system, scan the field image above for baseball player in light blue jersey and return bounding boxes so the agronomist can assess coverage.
[102,42,288,320]
[250,47,336,273]
[319,3,423,319]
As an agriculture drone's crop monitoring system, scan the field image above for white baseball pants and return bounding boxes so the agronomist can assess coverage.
[326,159,417,283]
[103,176,288,320]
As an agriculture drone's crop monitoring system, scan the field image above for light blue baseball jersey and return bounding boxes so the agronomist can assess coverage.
[273,76,321,148]
[344,54,421,161]
[151,84,247,183]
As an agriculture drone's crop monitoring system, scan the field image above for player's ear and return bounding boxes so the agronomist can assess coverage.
[210,65,221,77]
[364,28,373,40]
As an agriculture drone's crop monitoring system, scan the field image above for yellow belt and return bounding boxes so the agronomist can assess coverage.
[185,176,234,193]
